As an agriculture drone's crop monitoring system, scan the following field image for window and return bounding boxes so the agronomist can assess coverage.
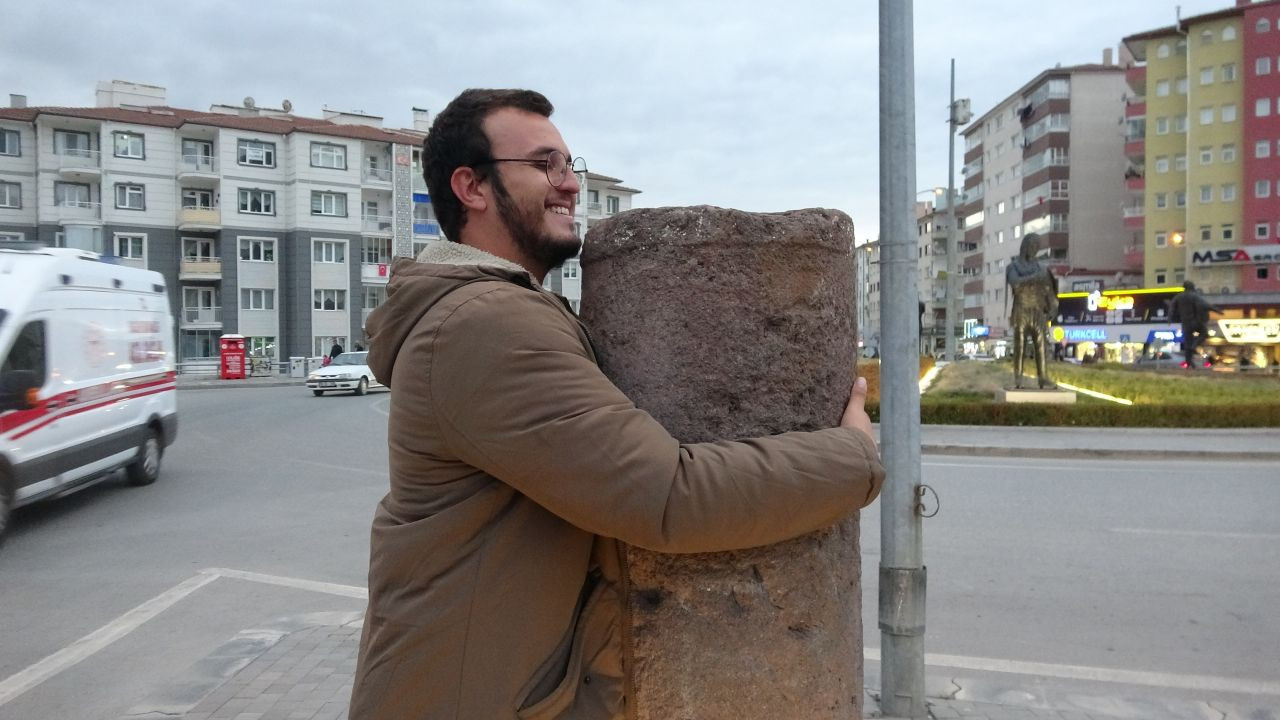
[1176,39,1187,55]
[1201,67,1215,85]
[1222,104,1238,122]
[1013,225,1022,238]
[1174,154,1187,171]
[1200,225,1212,242]
[996,230,1005,243]
[1221,184,1237,201]
[54,181,90,207]
[1200,146,1214,164]
[113,131,144,159]
[362,236,392,265]
[237,139,276,167]
[310,142,347,170]
[1176,191,1187,208]
[1200,185,1214,203]
[313,336,348,357]
[0,320,46,387]
[1223,63,1238,81]
[1155,270,1167,285]
[1258,18,1271,32]
[996,200,1006,214]
[1223,224,1235,241]
[1257,222,1271,239]
[0,231,22,242]
[182,188,214,209]
[0,128,18,156]
[1259,98,1273,117]
[1156,80,1170,97]
[1155,231,1167,248]
[1155,156,1169,173]
[1259,57,1273,75]
[240,288,275,310]
[114,183,144,210]
[183,237,215,260]
[1223,24,1237,41]
[1155,192,1168,209]
[1201,29,1213,45]
[239,237,275,262]
[1258,180,1272,198]
[606,195,620,214]
[53,130,91,156]
[1200,107,1214,125]
[311,191,347,216]
[1176,77,1188,94]
[1012,194,1021,209]
[114,233,145,259]
[0,181,19,208]
[563,260,580,279]
[1223,144,1237,162]
[238,188,275,215]
[313,239,346,263]
[247,337,276,357]
[1257,140,1272,158]
[1155,117,1169,135]
[313,289,347,311]
[1158,43,1171,58]
[182,138,214,169]
[1175,114,1188,132]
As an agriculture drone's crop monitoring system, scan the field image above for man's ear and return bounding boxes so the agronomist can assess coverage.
[451,166,488,213]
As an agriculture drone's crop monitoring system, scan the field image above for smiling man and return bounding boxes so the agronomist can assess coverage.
[349,88,884,720]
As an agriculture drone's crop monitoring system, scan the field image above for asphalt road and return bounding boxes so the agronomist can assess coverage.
[0,385,1276,719]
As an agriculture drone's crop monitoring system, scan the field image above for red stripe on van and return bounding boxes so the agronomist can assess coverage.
[9,383,175,440]
[0,370,176,438]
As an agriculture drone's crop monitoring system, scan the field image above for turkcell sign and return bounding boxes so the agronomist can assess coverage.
[1190,246,1280,265]
[1063,327,1108,342]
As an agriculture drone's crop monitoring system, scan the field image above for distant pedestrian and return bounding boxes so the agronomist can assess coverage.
[328,343,344,360]
[1169,281,1221,364]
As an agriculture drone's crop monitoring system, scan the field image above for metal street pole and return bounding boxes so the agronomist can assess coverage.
[945,60,959,363]
[878,1,926,717]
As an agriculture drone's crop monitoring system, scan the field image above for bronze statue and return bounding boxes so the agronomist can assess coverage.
[1006,233,1058,389]
[1169,280,1221,364]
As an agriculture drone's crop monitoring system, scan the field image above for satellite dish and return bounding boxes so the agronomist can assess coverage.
[243,96,256,108]
[282,99,293,113]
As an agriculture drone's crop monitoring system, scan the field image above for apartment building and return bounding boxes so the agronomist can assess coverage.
[1122,0,1280,298]
[0,81,639,364]
[958,60,1130,350]
[915,195,956,355]
[544,171,642,313]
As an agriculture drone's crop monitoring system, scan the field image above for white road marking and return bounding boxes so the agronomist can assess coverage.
[1110,527,1280,540]
[370,396,391,417]
[864,647,1280,696]
[207,567,368,599]
[0,572,219,707]
[0,568,366,708]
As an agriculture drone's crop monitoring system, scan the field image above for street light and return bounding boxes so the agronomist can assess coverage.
[945,59,972,362]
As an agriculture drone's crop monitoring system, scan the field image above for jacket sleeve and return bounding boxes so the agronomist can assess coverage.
[429,286,884,554]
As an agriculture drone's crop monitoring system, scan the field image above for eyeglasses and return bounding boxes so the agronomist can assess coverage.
[473,150,587,189]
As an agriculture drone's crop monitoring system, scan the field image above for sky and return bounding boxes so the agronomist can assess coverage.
[1,0,1236,241]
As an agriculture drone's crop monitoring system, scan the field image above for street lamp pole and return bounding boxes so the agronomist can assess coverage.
[944,60,972,362]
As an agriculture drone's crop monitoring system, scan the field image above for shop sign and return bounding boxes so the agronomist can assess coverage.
[1217,318,1280,344]
[1086,290,1135,312]
[1055,327,1108,342]
[1190,246,1280,266]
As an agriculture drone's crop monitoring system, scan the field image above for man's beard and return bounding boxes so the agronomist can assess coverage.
[492,175,581,274]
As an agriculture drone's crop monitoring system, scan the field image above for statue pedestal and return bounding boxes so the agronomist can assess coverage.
[997,387,1076,404]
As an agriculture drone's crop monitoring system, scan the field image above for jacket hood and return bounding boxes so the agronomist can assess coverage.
[365,241,537,387]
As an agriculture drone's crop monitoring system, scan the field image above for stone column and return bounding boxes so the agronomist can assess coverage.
[580,206,865,720]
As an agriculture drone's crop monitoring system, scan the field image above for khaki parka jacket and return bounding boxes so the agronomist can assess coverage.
[349,241,885,720]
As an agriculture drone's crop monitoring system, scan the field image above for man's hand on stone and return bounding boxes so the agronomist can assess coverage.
[840,375,875,444]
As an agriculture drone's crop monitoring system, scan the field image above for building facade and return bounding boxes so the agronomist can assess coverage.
[1122,0,1280,296]
[958,60,1131,350]
[543,171,642,313]
[0,81,639,364]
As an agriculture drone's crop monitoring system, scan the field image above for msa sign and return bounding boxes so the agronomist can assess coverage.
[1190,246,1280,266]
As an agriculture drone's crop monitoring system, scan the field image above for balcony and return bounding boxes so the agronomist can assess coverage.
[180,257,222,280]
[413,219,441,236]
[587,201,603,217]
[363,167,392,184]
[1125,101,1146,119]
[181,306,222,328]
[178,154,218,181]
[1125,137,1145,162]
[1125,64,1146,94]
[1125,175,1145,192]
[1123,243,1144,269]
[1123,204,1145,229]
[178,207,221,231]
[361,262,390,284]
[362,214,393,235]
[57,149,101,178]
[54,200,102,224]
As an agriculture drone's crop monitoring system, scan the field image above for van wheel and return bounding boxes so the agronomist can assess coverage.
[354,377,368,396]
[126,429,162,487]
[313,390,325,397]
[0,471,14,545]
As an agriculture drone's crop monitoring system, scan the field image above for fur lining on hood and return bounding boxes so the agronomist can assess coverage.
[415,240,537,286]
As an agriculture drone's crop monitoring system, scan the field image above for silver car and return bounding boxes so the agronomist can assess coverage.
[305,351,383,396]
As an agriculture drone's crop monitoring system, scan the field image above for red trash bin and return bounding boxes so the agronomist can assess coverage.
[219,334,246,380]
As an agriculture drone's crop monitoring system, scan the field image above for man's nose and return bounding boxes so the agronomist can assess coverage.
[561,169,582,194]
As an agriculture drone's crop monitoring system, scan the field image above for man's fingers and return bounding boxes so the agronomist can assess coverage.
[849,375,868,410]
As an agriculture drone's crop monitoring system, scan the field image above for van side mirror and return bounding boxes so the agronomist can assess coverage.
[0,370,39,411]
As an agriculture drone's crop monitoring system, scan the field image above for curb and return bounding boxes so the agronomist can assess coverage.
[921,444,1280,462]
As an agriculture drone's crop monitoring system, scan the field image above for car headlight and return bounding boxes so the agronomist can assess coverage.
[307,374,321,381]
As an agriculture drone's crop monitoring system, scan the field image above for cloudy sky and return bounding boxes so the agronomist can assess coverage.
[2,1,1232,239]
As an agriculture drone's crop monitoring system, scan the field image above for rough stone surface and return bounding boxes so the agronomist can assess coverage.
[581,205,865,720]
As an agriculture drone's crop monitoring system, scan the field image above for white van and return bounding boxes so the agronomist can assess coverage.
[0,246,177,542]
